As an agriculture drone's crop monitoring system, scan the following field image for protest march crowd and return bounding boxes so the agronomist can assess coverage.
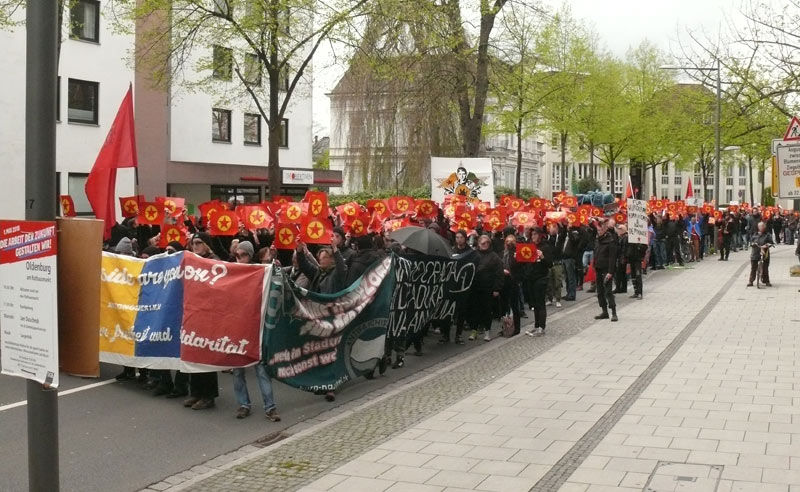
[82,189,800,421]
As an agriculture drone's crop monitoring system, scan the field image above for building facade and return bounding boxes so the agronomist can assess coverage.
[1,2,330,223]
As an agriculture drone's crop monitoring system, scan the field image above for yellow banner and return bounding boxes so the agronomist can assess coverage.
[99,254,144,357]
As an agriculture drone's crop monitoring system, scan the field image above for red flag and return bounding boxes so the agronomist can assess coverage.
[85,85,138,240]
[303,191,329,218]
[156,196,185,218]
[561,196,578,209]
[138,201,164,225]
[208,210,239,236]
[511,211,535,228]
[685,177,694,200]
[336,202,360,221]
[60,195,77,217]
[119,195,143,218]
[344,213,370,237]
[272,195,293,205]
[280,202,306,222]
[300,216,332,244]
[515,243,538,263]
[368,211,385,234]
[274,222,299,249]
[198,200,223,222]
[388,196,415,216]
[367,199,389,217]
[483,215,504,232]
[159,224,187,248]
[624,176,634,199]
[239,205,272,230]
[415,200,439,220]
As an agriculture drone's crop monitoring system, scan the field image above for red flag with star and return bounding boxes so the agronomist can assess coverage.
[303,191,329,218]
[156,196,185,218]
[336,202,361,221]
[367,211,385,234]
[138,201,165,225]
[272,195,293,206]
[119,195,143,218]
[511,211,535,228]
[300,216,332,244]
[415,200,439,220]
[366,199,389,218]
[239,205,273,230]
[344,213,370,237]
[274,222,300,249]
[280,202,306,222]
[208,210,239,236]
[198,200,224,223]
[60,195,77,217]
[388,196,415,216]
[515,243,538,263]
[561,196,578,209]
[159,224,187,248]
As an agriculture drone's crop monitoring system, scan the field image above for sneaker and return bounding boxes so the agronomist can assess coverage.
[555,301,562,308]
[167,389,188,399]
[392,357,405,369]
[183,396,200,408]
[629,293,639,299]
[524,329,535,336]
[468,330,477,341]
[265,408,281,422]
[764,282,772,287]
[483,332,491,342]
[235,406,251,419]
[530,307,536,311]
[413,349,423,356]
[533,327,544,337]
[454,337,464,345]
[594,312,609,320]
[545,300,553,306]
[191,398,215,410]
[114,369,135,381]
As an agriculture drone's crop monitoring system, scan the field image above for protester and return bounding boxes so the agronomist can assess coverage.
[687,216,701,262]
[468,234,503,342]
[295,240,347,294]
[622,225,645,299]
[546,222,565,308]
[747,222,773,287]
[332,227,354,262]
[344,235,382,285]
[719,214,733,261]
[562,222,581,301]
[500,235,523,337]
[524,227,552,337]
[593,218,618,322]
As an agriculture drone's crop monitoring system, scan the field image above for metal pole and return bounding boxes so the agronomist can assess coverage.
[25,1,60,491]
[714,58,721,205]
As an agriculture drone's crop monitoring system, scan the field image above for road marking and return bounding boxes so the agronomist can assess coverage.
[0,378,117,412]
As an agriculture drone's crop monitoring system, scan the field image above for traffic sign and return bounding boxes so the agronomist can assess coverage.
[783,116,800,141]
[775,145,800,198]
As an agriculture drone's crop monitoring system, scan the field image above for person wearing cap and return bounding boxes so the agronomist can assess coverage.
[230,241,281,421]
[183,233,220,410]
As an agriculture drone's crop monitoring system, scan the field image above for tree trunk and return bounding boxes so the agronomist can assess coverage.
[589,141,595,179]
[608,158,615,196]
[651,164,657,199]
[267,0,281,199]
[559,131,567,192]
[515,124,523,196]
[747,155,754,205]
[758,165,766,204]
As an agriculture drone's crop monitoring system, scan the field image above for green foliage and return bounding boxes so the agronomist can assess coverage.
[576,176,601,194]
[313,150,330,170]
[494,186,538,201]
[327,186,432,207]
[763,187,775,206]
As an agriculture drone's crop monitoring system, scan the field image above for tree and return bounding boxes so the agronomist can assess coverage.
[113,0,369,198]
[576,176,601,194]
[0,1,22,30]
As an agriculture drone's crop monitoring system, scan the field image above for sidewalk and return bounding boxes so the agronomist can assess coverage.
[167,247,799,492]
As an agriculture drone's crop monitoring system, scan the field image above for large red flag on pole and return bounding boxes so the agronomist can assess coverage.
[85,84,138,240]
[624,176,634,199]
[685,177,694,200]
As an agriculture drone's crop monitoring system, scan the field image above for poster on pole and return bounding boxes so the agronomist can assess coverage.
[0,220,59,387]
[776,144,800,199]
[431,157,495,206]
[626,199,648,245]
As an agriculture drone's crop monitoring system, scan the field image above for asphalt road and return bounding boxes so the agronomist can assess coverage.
[0,289,593,492]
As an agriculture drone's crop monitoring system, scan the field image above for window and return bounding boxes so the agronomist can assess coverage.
[70,0,100,42]
[661,164,669,176]
[726,189,733,202]
[674,192,682,202]
[661,175,669,185]
[661,188,669,199]
[739,165,746,177]
[551,135,558,149]
[67,79,99,124]
[244,113,261,145]
[674,176,682,186]
[279,118,289,147]
[726,176,734,186]
[212,108,232,142]
[68,173,93,215]
[706,175,714,185]
[211,186,261,206]
[212,45,232,80]
[244,53,262,86]
[739,177,746,186]
[704,189,713,202]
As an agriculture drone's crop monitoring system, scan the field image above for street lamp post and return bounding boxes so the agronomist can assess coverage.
[660,62,722,204]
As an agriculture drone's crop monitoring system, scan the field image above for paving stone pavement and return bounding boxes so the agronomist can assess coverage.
[151,247,800,492]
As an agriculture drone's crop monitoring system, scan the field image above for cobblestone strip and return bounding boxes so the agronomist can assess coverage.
[164,275,666,492]
[529,261,748,492]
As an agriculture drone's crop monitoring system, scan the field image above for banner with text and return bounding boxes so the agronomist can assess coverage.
[264,256,395,392]
[99,251,269,371]
[626,199,648,245]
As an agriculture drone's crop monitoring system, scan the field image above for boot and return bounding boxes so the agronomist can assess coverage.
[594,310,609,320]
[611,309,618,322]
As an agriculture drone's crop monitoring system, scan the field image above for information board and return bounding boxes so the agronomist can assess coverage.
[776,145,800,199]
[0,220,59,387]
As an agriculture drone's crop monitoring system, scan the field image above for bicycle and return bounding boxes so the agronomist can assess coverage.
[754,243,774,289]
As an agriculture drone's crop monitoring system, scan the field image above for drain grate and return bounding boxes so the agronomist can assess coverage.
[644,462,722,492]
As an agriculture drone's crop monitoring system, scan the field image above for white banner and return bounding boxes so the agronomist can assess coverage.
[431,157,495,206]
[626,199,648,245]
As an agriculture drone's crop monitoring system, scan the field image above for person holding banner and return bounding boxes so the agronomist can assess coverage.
[230,242,281,421]
[524,227,552,337]
[184,233,220,410]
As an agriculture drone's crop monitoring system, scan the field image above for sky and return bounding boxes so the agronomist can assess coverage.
[310,0,738,137]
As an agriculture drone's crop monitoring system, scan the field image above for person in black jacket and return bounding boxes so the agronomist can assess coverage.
[440,230,473,345]
[546,222,566,307]
[592,219,618,322]
[344,235,382,286]
[468,234,504,342]
[719,214,734,261]
[500,235,523,336]
[613,225,629,293]
[620,225,646,299]
[747,221,774,286]
[562,223,581,301]
[524,227,552,337]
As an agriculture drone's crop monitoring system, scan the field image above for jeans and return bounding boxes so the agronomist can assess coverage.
[596,271,616,311]
[582,251,593,269]
[563,258,577,298]
[547,263,563,301]
[785,228,795,245]
[653,240,666,268]
[233,364,276,411]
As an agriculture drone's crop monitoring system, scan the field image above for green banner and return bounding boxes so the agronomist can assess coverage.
[264,256,395,392]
